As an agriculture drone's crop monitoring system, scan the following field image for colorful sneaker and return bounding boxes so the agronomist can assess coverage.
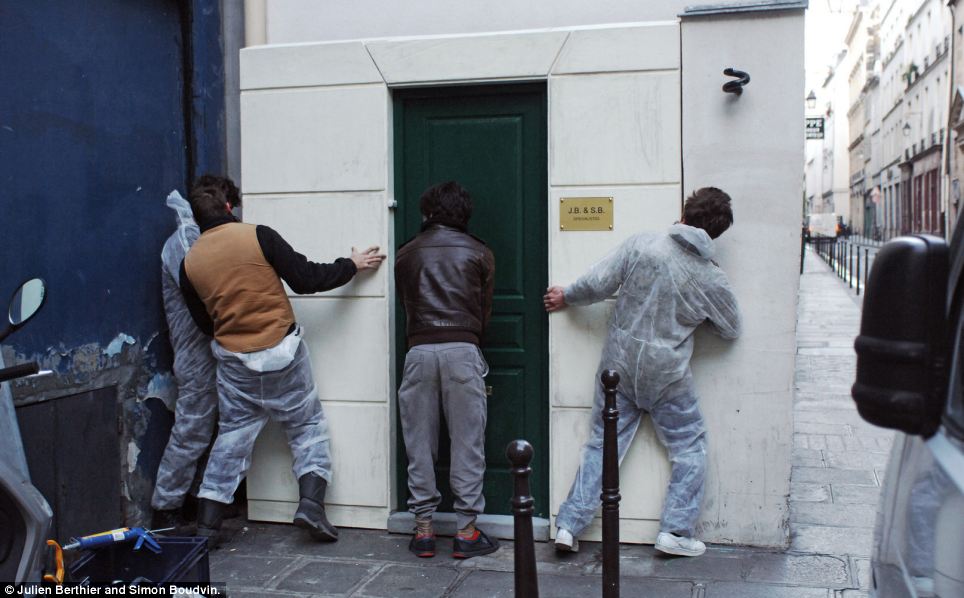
[408,533,436,558]
[655,532,706,557]
[554,528,579,553]
[452,528,500,559]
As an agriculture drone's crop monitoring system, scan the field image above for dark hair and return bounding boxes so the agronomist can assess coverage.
[189,185,230,227]
[682,187,733,239]
[193,174,241,208]
[420,181,473,229]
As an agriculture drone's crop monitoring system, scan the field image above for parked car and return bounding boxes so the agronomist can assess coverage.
[853,233,964,598]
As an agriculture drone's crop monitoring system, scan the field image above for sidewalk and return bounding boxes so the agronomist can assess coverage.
[209,247,889,597]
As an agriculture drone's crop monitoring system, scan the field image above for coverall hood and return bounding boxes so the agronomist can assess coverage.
[668,223,715,261]
[165,190,197,251]
[159,190,215,407]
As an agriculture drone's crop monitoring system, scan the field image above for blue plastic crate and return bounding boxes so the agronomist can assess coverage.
[69,536,209,584]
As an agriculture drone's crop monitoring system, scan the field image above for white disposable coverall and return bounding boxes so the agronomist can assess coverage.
[555,224,741,537]
[151,191,219,511]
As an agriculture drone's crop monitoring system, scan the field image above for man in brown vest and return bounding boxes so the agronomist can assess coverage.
[180,185,385,545]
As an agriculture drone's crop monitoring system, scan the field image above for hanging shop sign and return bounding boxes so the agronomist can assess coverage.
[560,197,614,231]
[806,117,825,140]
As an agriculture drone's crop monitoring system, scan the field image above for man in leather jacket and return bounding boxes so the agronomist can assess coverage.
[395,181,498,559]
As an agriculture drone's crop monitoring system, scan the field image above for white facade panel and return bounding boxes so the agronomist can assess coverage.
[240,85,388,193]
[549,301,613,409]
[550,72,682,185]
[290,297,390,403]
[366,31,568,85]
[549,185,682,283]
[243,193,388,298]
[240,41,383,90]
[247,401,390,510]
[552,23,680,75]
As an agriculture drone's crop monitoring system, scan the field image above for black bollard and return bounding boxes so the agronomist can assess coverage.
[507,440,539,598]
[601,370,621,598]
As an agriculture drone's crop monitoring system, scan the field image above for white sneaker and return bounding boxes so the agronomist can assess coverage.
[654,532,706,557]
[911,576,935,597]
[554,528,579,553]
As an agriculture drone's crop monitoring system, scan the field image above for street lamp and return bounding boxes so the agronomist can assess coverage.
[903,122,912,137]
[806,90,817,110]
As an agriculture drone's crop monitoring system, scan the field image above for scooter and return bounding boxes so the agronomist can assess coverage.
[0,277,55,584]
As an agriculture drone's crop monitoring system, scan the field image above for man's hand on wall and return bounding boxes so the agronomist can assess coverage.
[351,246,387,271]
[543,286,567,313]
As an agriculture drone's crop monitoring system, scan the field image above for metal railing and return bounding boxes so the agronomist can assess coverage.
[807,235,880,297]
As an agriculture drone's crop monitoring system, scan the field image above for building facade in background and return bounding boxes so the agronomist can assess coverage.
[947,0,964,231]
[807,0,955,241]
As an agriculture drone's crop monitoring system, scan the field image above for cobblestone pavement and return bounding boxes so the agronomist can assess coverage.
[209,247,889,597]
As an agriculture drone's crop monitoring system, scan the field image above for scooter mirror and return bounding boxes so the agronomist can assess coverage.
[8,278,46,326]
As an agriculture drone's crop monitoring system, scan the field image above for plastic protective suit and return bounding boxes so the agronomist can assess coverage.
[151,191,220,511]
[555,224,741,538]
[196,331,332,504]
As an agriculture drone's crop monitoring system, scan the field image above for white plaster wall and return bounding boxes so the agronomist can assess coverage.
[681,11,804,547]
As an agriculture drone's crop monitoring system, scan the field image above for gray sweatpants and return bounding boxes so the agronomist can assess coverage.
[555,376,707,538]
[197,339,332,505]
[398,342,488,530]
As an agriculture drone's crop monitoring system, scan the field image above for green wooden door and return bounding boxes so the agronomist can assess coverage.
[393,84,548,518]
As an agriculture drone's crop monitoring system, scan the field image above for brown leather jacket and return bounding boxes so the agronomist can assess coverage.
[395,224,495,348]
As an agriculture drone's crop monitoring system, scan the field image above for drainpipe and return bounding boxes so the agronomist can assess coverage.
[244,0,267,47]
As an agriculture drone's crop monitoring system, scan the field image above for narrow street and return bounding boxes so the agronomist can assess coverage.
[207,247,888,597]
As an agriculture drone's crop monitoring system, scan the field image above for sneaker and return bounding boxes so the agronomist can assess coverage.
[452,528,500,559]
[408,533,436,558]
[912,576,935,597]
[554,528,579,553]
[654,532,706,557]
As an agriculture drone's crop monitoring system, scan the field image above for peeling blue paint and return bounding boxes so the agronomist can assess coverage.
[104,333,136,357]
[146,372,177,411]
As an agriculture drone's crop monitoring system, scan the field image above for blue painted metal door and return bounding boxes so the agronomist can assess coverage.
[0,0,224,532]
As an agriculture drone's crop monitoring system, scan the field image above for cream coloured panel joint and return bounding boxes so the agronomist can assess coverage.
[240,85,388,194]
[550,72,682,186]
[243,193,388,298]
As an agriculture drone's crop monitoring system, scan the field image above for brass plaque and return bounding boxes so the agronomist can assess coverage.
[560,197,614,231]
